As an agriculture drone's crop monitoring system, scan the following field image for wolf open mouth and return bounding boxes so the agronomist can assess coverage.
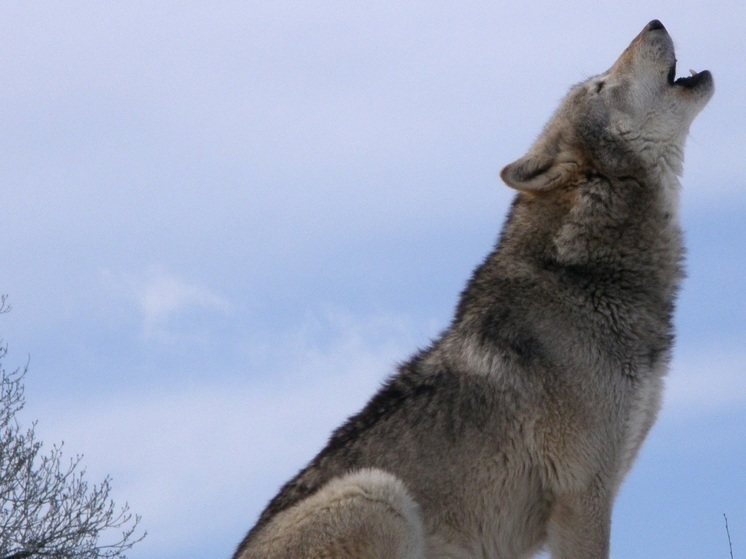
[668,62,710,88]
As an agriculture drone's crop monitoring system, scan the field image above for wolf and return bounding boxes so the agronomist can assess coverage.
[232,20,713,559]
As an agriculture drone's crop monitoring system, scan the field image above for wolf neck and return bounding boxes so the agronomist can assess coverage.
[658,166,682,219]
[432,172,684,379]
[652,140,687,220]
[559,173,682,274]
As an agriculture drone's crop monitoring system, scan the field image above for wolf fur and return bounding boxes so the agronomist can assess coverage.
[233,20,713,559]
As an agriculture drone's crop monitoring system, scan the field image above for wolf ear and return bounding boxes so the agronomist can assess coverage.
[500,137,580,192]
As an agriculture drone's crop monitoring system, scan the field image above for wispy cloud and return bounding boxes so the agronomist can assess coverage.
[664,345,746,415]
[101,266,231,342]
[138,270,230,339]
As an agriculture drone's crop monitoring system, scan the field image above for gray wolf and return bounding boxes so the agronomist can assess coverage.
[232,20,713,559]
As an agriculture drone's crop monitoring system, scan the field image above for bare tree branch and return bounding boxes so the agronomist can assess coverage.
[1,299,145,559]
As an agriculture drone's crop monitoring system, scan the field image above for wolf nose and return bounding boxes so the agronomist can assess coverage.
[647,19,665,31]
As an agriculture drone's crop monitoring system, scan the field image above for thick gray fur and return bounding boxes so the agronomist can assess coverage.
[232,20,713,559]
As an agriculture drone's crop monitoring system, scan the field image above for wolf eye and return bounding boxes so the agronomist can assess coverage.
[595,81,605,93]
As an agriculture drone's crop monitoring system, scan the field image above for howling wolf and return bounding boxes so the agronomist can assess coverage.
[232,20,713,559]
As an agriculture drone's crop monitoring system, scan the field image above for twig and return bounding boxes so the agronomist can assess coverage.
[725,513,734,559]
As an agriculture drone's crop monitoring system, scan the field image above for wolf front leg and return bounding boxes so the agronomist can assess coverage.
[546,486,612,559]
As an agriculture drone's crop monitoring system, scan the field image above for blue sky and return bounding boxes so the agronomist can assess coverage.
[1,2,744,558]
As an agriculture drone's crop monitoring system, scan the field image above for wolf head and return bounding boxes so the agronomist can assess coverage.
[501,20,714,192]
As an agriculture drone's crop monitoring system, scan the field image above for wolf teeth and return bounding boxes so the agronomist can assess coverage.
[689,69,699,76]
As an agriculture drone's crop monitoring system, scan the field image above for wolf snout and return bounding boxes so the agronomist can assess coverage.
[646,19,666,32]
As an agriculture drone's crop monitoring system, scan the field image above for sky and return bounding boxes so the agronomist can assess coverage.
[1,2,744,558]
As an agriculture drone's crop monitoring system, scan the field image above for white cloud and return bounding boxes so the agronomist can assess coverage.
[664,346,746,415]
[137,269,230,339]
[101,266,231,342]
